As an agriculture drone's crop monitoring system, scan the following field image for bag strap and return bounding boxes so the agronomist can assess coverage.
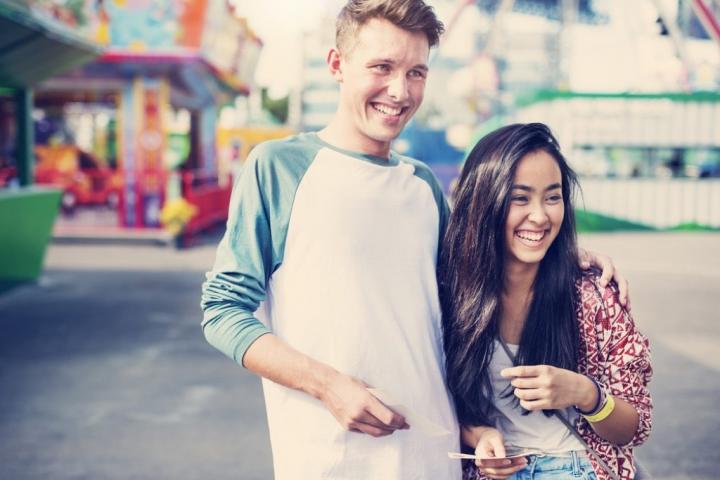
[496,338,621,480]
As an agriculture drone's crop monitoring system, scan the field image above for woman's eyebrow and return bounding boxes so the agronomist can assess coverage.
[511,183,561,192]
[545,183,561,191]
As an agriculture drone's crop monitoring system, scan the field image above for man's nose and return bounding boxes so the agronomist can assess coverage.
[387,73,409,102]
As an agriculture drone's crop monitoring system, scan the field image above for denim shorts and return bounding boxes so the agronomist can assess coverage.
[508,451,598,480]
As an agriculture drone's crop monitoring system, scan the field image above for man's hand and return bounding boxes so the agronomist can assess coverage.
[501,365,596,412]
[243,335,407,437]
[319,371,408,437]
[471,426,527,480]
[578,248,630,308]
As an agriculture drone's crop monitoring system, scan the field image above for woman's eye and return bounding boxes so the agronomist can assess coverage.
[546,195,562,203]
[511,196,528,203]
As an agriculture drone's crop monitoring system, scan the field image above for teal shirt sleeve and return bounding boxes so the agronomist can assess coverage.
[201,135,319,366]
[403,156,451,258]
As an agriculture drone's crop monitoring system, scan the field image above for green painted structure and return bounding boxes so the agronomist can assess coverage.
[0,0,100,283]
[0,188,62,280]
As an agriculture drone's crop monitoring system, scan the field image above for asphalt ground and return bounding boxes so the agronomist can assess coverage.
[0,232,718,479]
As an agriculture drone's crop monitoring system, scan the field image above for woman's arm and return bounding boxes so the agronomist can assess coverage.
[574,374,641,445]
[586,280,653,446]
[501,280,652,446]
[501,364,641,444]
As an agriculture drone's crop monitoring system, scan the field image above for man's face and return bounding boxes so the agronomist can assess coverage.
[331,17,430,156]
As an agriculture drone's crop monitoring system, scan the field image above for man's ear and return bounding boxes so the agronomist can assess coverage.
[327,48,343,82]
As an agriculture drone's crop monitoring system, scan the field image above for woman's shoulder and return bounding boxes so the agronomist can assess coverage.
[575,268,628,334]
[576,268,623,309]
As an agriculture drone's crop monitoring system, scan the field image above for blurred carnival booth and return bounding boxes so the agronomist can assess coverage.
[32,0,281,242]
[0,0,100,283]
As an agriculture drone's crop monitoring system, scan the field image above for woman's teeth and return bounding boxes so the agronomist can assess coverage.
[515,230,545,242]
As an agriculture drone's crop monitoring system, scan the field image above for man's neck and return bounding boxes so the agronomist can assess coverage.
[318,120,391,159]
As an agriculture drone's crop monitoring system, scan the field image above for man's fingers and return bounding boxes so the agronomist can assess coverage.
[351,405,399,436]
[578,248,591,270]
[366,397,407,429]
[597,255,614,287]
[349,421,394,437]
[615,273,630,308]
[355,410,395,429]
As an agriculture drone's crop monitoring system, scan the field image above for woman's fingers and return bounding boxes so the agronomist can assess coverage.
[479,458,528,479]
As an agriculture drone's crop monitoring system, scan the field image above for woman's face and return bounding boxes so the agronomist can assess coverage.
[504,150,565,268]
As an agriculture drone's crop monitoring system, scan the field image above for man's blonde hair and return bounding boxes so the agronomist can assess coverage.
[336,0,444,54]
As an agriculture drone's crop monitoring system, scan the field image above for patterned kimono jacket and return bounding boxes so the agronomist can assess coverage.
[464,272,653,480]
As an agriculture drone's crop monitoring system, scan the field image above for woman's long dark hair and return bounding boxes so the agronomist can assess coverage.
[439,123,581,427]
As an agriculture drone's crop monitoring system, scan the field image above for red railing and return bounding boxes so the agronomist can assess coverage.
[0,167,17,188]
[181,170,232,237]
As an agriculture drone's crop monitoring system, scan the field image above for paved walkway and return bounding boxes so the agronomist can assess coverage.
[0,232,718,479]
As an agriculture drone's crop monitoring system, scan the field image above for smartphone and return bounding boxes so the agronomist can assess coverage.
[448,446,541,466]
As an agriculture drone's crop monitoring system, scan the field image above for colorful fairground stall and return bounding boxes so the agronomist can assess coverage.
[0,0,100,283]
[34,0,263,241]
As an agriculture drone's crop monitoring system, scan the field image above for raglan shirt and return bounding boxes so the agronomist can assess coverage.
[201,132,461,479]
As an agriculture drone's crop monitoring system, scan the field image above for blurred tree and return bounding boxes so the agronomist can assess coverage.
[65,0,88,26]
[261,88,289,124]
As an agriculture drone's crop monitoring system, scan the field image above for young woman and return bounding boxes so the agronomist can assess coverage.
[439,123,652,480]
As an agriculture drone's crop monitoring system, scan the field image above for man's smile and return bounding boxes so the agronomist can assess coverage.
[370,102,406,116]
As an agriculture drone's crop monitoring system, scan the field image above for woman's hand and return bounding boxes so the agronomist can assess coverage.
[501,365,597,412]
[468,426,527,479]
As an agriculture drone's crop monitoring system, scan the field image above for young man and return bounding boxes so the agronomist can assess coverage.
[202,1,459,478]
[201,1,626,478]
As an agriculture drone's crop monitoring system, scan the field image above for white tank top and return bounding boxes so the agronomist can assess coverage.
[489,340,585,454]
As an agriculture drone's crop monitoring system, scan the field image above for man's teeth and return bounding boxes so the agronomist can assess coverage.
[372,103,402,115]
[516,230,545,241]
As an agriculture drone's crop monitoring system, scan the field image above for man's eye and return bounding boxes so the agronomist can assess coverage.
[408,69,426,79]
[372,64,390,72]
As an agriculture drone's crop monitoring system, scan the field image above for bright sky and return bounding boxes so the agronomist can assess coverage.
[231,0,712,98]
[230,0,348,97]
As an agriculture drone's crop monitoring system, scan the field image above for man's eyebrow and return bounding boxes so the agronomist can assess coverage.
[367,58,429,71]
[367,57,396,64]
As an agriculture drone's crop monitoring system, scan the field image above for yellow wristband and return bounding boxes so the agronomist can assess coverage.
[583,393,615,423]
